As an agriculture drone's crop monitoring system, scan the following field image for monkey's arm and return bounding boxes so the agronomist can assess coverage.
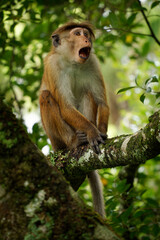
[39,90,79,151]
[97,103,109,134]
[60,103,104,153]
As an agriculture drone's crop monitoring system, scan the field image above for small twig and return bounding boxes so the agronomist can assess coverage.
[104,27,152,37]
[137,0,160,46]
[147,14,160,18]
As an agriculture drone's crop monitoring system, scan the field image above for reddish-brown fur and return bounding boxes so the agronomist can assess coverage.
[39,22,109,217]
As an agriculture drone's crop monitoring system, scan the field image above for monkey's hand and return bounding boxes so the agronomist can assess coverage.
[99,132,107,140]
[76,130,88,146]
[76,130,107,154]
[87,129,107,154]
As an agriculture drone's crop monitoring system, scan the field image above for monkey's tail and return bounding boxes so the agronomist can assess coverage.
[88,170,106,218]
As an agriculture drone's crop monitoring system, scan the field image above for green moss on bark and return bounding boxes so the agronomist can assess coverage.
[0,98,120,240]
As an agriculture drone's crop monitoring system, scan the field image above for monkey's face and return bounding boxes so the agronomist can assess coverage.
[69,28,92,64]
[52,28,92,64]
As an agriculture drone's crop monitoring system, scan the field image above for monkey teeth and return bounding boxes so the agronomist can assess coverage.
[79,47,91,60]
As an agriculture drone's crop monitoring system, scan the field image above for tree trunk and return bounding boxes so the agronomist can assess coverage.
[0,98,120,240]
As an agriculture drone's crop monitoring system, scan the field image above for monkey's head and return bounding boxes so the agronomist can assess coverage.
[51,22,95,64]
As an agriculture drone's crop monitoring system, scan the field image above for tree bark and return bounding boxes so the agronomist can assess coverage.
[0,98,121,240]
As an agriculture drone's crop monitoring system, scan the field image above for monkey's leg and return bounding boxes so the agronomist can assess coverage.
[39,90,78,151]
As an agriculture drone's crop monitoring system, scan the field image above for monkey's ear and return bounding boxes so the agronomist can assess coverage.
[51,34,60,47]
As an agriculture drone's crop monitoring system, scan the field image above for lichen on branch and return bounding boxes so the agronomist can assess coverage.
[54,110,160,190]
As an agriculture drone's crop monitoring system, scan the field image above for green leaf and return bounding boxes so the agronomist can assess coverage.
[146,87,152,93]
[140,93,145,103]
[0,11,3,23]
[109,12,119,28]
[106,198,118,215]
[145,77,151,85]
[140,225,150,234]
[155,92,160,99]
[117,86,136,94]
[151,75,159,83]
[151,1,160,9]
[116,179,130,193]
[105,196,115,205]
[141,236,150,240]
[134,210,144,218]
[145,76,159,86]
[127,13,137,25]
[146,198,159,207]
[152,224,160,236]
[142,41,150,56]
[135,76,139,86]
[105,34,118,42]
[120,205,133,222]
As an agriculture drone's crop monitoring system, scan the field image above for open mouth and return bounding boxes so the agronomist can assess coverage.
[79,47,91,60]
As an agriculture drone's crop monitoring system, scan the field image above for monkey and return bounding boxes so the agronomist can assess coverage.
[39,22,109,218]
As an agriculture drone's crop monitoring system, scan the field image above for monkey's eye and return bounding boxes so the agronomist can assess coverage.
[84,32,89,38]
[74,31,81,36]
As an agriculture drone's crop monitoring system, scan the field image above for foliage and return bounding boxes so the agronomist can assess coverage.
[117,75,160,105]
[24,214,54,240]
[0,0,160,239]
[103,166,160,240]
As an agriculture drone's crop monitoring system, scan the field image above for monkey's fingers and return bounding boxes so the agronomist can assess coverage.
[76,130,88,145]
[100,133,107,140]
[89,139,101,154]
[76,130,86,137]
[97,135,105,145]
[78,138,88,145]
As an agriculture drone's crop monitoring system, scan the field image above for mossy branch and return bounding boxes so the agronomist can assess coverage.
[54,110,160,190]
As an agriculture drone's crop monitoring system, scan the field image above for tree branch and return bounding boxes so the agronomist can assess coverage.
[54,110,160,190]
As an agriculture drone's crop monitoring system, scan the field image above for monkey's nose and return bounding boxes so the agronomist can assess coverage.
[85,39,89,43]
